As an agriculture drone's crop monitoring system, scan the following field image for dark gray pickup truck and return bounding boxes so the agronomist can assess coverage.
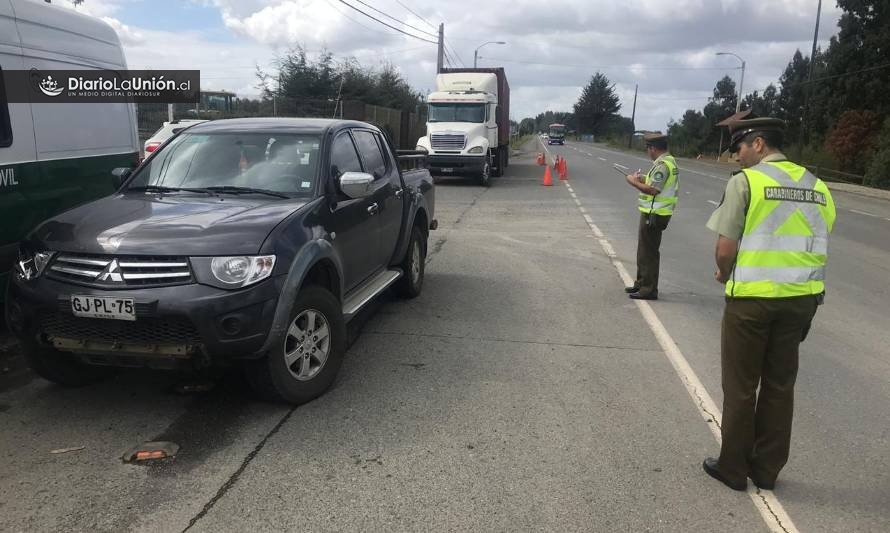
[6,118,436,405]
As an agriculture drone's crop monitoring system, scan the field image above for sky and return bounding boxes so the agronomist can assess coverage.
[59,0,843,132]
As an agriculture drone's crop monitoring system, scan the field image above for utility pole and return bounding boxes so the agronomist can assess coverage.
[629,84,638,149]
[801,0,822,158]
[437,24,444,73]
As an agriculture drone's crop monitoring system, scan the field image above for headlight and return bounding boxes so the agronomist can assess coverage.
[210,255,276,288]
[14,249,55,281]
[468,146,484,154]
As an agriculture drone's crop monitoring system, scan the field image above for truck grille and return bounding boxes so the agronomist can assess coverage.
[47,253,193,288]
[40,312,201,345]
[431,133,467,150]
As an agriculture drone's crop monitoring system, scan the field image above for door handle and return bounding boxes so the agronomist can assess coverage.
[394,189,404,199]
[367,203,379,215]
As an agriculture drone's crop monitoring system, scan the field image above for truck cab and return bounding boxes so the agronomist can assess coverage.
[416,69,509,186]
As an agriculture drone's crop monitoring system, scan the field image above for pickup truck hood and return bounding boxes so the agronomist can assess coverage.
[32,193,309,256]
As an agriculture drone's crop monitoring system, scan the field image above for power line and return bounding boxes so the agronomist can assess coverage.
[324,0,398,37]
[394,0,438,31]
[445,42,466,67]
[337,0,437,44]
[478,56,742,71]
[346,0,438,39]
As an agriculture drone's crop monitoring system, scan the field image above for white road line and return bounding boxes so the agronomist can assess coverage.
[578,205,587,213]
[584,144,731,181]
[562,180,800,533]
[598,157,607,161]
[707,200,720,206]
[849,208,880,218]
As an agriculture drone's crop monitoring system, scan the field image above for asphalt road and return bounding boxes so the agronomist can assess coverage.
[0,139,886,531]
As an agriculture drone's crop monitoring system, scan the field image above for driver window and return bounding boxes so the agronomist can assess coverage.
[330,132,362,179]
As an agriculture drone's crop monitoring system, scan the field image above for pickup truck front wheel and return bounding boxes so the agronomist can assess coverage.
[394,224,426,299]
[247,286,346,405]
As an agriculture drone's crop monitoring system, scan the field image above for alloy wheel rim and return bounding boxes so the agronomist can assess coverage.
[283,309,331,381]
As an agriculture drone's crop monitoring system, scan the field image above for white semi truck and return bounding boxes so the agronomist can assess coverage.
[416,68,510,186]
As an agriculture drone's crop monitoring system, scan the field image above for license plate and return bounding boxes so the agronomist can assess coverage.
[440,167,454,173]
[71,295,136,321]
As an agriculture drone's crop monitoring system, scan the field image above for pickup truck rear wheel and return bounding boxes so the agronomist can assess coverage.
[21,341,114,387]
[246,286,346,405]
[394,224,426,299]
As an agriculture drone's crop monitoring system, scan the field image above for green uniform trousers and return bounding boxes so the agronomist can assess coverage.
[717,295,819,486]
[634,212,671,296]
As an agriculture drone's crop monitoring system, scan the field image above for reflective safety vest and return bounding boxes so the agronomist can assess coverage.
[639,154,679,215]
[727,160,836,298]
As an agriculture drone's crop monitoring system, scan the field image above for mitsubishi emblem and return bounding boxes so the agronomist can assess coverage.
[97,259,124,283]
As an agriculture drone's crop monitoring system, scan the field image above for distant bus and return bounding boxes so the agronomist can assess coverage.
[0,0,139,304]
[548,123,566,145]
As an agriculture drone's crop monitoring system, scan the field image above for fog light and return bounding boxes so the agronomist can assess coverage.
[221,316,242,336]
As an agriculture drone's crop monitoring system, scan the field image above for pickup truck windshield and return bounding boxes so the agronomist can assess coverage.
[428,103,485,123]
[128,133,321,195]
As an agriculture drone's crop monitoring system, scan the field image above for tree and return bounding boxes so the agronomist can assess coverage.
[533,110,574,133]
[259,46,423,114]
[824,110,882,173]
[776,50,813,145]
[743,84,779,117]
[667,109,712,157]
[820,1,890,127]
[518,117,536,135]
[573,72,621,136]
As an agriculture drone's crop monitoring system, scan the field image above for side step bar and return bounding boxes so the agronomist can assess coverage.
[342,269,402,321]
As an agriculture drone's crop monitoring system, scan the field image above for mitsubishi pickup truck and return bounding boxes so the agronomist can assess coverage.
[6,118,436,405]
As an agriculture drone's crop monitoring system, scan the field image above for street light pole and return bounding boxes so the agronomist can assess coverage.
[474,41,506,68]
[716,52,745,114]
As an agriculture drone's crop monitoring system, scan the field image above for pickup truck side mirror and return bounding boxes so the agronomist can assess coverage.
[110,167,133,189]
[338,171,375,199]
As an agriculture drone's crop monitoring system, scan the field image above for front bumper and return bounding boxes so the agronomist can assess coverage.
[6,274,285,367]
[427,154,486,174]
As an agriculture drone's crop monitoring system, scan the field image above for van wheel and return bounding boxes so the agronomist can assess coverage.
[246,286,346,405]
[394,225,426,299]
[22,341,114,387]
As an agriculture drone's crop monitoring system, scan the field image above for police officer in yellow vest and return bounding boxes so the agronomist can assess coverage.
[703,118,836,491]
[624,132,679,300]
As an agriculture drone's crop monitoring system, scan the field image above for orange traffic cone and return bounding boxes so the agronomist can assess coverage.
[553,155,560,169]
[542,165,553,186]
[559,158,568,180]
[536,153,545,166]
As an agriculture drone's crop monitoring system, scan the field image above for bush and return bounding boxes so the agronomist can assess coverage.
[864,118,890,189]
[864,148,890,189]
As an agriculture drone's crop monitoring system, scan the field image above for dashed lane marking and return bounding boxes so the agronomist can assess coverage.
[541,137,800,533]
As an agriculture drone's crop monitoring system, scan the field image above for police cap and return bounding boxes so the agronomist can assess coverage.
[643,132,668,147]
[727,117,785,151]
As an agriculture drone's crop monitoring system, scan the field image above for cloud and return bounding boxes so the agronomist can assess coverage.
[64,1,844,131]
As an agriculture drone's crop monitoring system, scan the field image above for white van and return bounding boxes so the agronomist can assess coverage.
[0,0,139,302]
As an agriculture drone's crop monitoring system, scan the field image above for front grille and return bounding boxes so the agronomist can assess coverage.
[431,133,467,150]
[40,312,201,345]
[48,253,193,288]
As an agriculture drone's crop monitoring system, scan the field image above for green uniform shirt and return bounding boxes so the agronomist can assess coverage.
[706,153,788,240]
